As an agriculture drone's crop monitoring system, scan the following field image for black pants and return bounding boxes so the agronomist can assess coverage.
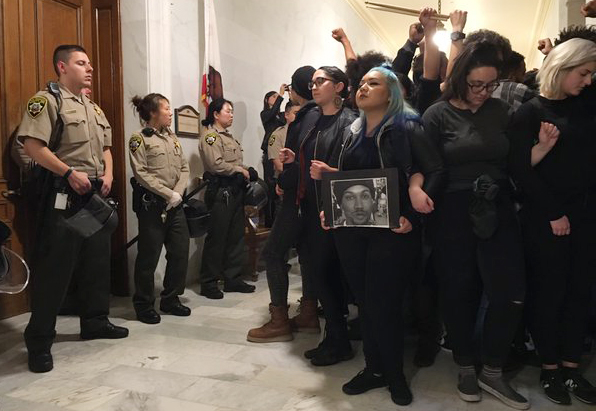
[24,190,112,353]
[428,191,525,367]
[261,197,316,306]
[522,203,596,365]
[133,205,189,312]
[200,185,246,289]
[301,199,349,344]
[408,236,441,349]
[334,227,419,383]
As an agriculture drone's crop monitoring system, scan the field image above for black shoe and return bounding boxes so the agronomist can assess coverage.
[413,341,440,368]
[136,308,161,324]
[310,343,354,366]
[389,376,413,406]
[223,281,255,293]
[160,300,191,316]
[342,369,387,395]
[80,322,129,340]
[200,287,223,299]
[541,369,571,405]
[28,352,53,373]
[563,367,596,404]
[304,336,333,359]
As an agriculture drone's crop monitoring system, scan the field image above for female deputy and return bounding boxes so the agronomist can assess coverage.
[198,98,256,299]
[280,66,357,366]
[319,66,443,405]
[129,93,191,324]
[509,38,596,405]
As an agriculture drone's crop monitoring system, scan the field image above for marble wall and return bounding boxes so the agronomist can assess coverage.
[120,0,393,288]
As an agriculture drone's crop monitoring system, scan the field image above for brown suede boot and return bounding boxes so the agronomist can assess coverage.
[289,299,321,334]
[247,304,293,343]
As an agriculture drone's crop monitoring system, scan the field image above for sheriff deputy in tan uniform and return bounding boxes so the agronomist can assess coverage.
[198,98,256,299]
[18,44,128,374]
[129,93,191,324]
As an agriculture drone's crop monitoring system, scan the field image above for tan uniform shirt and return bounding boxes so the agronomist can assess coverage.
[199,125,245,176]
[17,83,111,178]
[129,127,189,201]
[267,125,287,177]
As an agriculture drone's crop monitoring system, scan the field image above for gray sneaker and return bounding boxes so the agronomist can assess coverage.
[478,374,530,410]
[458,372,481,402]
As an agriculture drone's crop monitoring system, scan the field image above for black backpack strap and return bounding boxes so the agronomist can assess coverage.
[46,81,64,152]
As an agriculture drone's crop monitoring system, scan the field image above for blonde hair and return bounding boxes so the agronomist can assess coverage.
[538,38,596,98]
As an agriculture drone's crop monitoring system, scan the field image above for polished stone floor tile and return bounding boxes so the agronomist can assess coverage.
[0,271,595,410]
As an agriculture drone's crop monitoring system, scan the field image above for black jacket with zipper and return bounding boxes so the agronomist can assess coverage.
[280,106,357,197]
[338,115,446,222]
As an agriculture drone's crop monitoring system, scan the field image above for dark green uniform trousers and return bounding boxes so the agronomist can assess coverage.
[200,186,246,289]
[24,189,112,354]
[133,205,189,312]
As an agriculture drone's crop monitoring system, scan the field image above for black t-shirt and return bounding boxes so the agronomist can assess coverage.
[342,133,382,170]
[422,98,512,192]
[301,114,336,197]
[509,95,596,221]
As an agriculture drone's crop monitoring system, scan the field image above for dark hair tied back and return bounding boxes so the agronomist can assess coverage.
[318,66,350,99]
[202,98,233,127]
[131,93,168,122]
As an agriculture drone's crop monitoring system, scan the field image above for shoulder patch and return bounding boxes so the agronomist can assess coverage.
[26,96,48,119]
[129,134,143,153]
[205,132,217,146]
[268,135,276,146]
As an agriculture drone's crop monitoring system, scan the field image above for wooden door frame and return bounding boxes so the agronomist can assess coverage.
[91,0,128,296]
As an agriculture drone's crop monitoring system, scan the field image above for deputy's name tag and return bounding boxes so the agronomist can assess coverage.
[54,193,68,210]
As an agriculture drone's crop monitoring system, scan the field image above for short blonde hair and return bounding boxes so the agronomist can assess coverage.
[538,38,596,98]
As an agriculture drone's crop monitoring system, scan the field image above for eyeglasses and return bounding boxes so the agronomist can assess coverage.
[308,77,333,90]
[467,81,500,94]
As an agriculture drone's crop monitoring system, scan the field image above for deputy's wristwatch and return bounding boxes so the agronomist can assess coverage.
[451,31,466,42]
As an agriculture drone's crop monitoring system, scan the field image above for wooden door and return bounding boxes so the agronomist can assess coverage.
[0,0,127,319]
[91,0,128,295]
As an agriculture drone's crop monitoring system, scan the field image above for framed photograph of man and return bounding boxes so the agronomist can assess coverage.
[321,168,400,229]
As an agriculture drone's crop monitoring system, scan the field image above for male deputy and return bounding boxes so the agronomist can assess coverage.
[18,45,128,373]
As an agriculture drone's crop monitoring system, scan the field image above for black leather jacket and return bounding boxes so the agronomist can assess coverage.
[281,106,357,193]
[339,115,446,219]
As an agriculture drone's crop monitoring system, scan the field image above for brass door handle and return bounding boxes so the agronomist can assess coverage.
[2,189,21,198]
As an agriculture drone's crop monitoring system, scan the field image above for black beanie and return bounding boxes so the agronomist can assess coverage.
[291,66,315,101]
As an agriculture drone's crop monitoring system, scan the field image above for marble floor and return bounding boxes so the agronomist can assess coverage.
[1,267,595,411]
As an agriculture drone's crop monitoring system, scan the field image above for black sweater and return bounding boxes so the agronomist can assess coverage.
[422,98,512,193]
[509,95,596,221]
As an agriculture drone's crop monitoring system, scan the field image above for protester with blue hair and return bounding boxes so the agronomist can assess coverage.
[317,65,445,405]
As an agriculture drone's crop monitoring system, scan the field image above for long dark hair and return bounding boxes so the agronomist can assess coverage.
[202,98,233,127]
[318,66,349,98]
[263,91,277,111]
[442,42,501,103]
[131,93,168,122]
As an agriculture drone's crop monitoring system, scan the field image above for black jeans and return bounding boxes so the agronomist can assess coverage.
[133,205,189,312]
[200,186,246,288]
[334,227,420,383]
[25,190,112,353]
[522,202,596,365]
[301,199,348,345]
[428,190,525,367]
[261,197,316,307]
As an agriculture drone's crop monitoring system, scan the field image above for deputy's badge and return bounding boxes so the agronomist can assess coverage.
[129,134,143,153]
[94,105,102,116]
[268,135,276,146]
[205,132,217,146]
[26,96,48,119]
